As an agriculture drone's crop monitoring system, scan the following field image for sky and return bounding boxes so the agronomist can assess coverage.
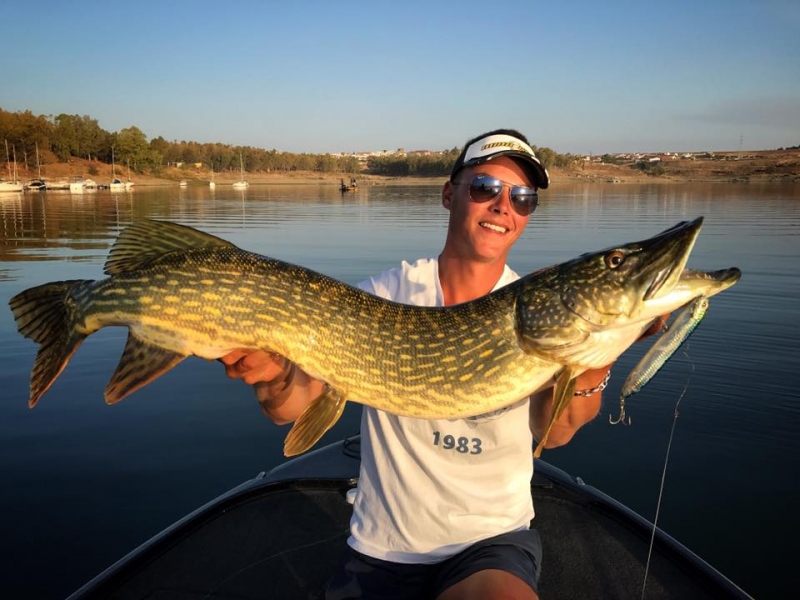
[2,0,798,155]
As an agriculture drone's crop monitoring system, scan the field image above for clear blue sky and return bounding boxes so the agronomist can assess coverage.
[2,0,798,155]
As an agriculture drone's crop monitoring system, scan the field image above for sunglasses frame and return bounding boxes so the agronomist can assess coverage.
[452,174,539,216]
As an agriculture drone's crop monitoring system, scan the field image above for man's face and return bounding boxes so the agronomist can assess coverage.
[442,156,533,263]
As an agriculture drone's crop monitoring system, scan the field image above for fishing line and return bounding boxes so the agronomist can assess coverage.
[640,349,694,600]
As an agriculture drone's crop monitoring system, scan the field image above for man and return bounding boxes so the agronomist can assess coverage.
[222,130,616,599]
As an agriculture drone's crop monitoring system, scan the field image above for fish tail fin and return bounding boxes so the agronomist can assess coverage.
[8,280,92,407]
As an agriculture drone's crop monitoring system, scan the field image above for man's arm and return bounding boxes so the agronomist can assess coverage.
[529,365,608,449]
[220,350,325,424]
[529,313,669,449]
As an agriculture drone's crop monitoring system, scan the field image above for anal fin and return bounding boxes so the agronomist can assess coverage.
[104,332,187,404]
[534,366,578,458]
[30,334,86,408]
[284,386,348,457]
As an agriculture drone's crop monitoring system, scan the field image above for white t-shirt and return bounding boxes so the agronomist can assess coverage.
[348,257,534,564]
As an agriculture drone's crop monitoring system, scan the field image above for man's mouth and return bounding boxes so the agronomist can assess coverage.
[480,222,508,233]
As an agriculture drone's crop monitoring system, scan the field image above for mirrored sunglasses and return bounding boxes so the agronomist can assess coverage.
[453,174,539,216]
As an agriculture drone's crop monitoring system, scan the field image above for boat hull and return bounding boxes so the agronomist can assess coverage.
[66,437,752,600]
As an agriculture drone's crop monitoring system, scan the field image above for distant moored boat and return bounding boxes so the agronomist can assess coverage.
[232,152,249,189]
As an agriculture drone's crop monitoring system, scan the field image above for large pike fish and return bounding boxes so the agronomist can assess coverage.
[9,217,740,457]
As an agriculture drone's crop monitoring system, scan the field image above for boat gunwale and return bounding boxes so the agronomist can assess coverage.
[66,437,752,600]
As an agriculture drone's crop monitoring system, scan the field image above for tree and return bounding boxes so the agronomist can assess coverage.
[50,114,108,161]
[114,126,161,171]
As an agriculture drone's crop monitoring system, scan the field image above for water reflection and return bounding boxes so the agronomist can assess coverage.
[0,182,798,600]
[0,184,448,282]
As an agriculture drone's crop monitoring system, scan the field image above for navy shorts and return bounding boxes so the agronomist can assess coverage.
[325,528,542,600]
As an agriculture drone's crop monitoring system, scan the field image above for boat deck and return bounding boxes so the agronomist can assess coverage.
[69,438,750,599]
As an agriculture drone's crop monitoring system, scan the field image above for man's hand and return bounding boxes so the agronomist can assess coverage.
[220,350,325,424]
[639,313,671,341]
[220,349,286,385]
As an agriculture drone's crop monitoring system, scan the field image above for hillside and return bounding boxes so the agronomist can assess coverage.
[560,149,800,184]
[6,149,798,187]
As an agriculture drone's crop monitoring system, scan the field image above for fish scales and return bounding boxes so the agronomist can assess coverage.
[9,218,741,456]
[72,246,542,418]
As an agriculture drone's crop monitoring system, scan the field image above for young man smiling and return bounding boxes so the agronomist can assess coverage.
[222,129,615,599]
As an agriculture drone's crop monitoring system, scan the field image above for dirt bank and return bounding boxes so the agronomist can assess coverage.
[9,149,799,187]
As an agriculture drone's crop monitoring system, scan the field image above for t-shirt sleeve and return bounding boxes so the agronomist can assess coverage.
[357,268,402,301]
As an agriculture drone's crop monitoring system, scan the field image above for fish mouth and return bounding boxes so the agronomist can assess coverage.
[677,267,742,296]
[681,267,741,285]
[637,266,742,322]
[639,217,704,301]
[644,265,672,301]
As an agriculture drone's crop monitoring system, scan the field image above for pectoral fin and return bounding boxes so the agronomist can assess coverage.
[104,332,187,404]
[534,366,578,458]
[284,386,348,457]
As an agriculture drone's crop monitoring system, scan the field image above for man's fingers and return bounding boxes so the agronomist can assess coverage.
[240,350,281,370]
[221,349,286,383]
[219,349,250,366]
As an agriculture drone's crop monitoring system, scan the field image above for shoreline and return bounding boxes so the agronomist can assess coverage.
[6,149,798,187]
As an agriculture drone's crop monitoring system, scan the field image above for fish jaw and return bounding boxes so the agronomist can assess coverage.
[637,267,742,323]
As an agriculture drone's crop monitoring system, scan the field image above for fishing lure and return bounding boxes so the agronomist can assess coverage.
[610,295,710,425]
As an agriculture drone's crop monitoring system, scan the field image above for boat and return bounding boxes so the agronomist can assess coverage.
[66,436,752,600]
[83,179,97,190]
[69,177,87,194]
[24,179,46,192]
[46,179,71,190]
[109,147,127,192]
[1,140,24,192]
[125,162,135,190]
[0,180,24,193]
[180,179,188,188]
[24,145,46,192]
[339,178,357,193]
[232,153,249,189]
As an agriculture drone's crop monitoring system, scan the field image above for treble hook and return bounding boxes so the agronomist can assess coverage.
[609,397,632,426]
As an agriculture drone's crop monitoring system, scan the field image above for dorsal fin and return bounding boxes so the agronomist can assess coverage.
[104,220,237,275]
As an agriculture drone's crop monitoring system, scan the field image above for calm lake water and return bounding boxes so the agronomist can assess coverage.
[1,182,797,599]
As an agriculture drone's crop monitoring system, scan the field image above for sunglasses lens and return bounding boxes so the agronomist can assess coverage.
[460,175,538,216]
[509,188,539,216]
[468,176,503,202]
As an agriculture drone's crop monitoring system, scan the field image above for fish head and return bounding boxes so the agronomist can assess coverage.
[515,217,739,361]
[560,217,705,323]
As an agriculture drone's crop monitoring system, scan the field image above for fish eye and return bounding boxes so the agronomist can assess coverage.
[605,251,625,269]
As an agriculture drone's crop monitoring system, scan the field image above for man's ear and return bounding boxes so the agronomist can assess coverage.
[442,181,453,210]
